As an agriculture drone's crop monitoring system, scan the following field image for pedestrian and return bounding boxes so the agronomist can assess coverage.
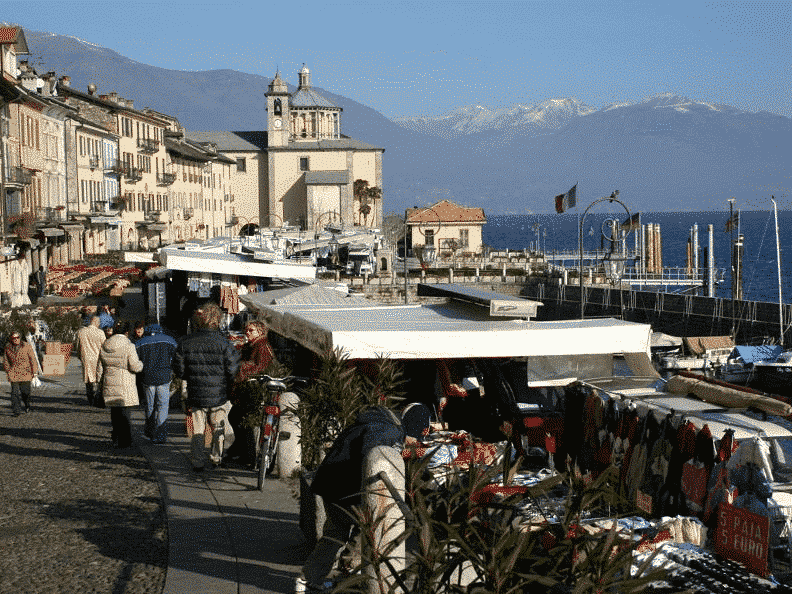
[97,321,143,449]
[172,302,239,472]
[3,331,41,416]
[227,321,277,464]
[98,304,114,330]
[76,316,106,406]
[130,321,146,345]
[35,266,46,298]
[298,403,431,592]
[103,325,114,340]
[136,323,177,444]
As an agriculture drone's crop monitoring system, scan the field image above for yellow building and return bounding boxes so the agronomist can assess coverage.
[406,200,486,257]
[190,65,385,234]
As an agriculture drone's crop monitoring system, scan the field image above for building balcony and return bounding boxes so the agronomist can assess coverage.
[125,167,143,182]
[157,172,176,186]
[88,155,100,170]
[137,138,159,154]
[225,215,239,226]
[7,166,33,186]
[38,206,66,223]
[108,162,128,177]
[183,207,194,220]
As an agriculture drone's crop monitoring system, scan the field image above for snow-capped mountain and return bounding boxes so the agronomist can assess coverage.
[394,98,597,138]
[395,94,750,139]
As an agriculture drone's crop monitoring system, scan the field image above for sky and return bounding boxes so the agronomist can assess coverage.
[2,0,790,120]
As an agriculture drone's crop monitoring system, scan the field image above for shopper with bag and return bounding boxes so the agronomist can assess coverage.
[4,331,41,415]
[97,321,143,449]
[173,303,239,472]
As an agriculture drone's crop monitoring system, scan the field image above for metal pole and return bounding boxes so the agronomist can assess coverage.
[707,224,714,297]
[772,197,783,347]
[404,210,408,304]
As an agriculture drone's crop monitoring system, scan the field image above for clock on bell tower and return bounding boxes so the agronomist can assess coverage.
[265,71,290,147]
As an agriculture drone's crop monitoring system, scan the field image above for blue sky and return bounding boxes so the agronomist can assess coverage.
[3,0,790,119]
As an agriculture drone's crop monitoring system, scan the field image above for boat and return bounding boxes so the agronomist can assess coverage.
[752,350,792,396]
[657,335,733,377]
[717,344,783,385]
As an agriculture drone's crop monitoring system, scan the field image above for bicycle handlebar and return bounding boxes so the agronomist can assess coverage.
[246,374,311,390]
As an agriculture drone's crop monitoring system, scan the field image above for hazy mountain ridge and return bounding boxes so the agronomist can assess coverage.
[19,28,792,214]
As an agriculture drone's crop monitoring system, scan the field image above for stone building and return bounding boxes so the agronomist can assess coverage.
[189,65,385,234]
[406,199,487,258]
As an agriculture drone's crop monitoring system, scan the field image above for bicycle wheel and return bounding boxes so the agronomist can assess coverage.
[258,421,280,490]
[257,434,270,491]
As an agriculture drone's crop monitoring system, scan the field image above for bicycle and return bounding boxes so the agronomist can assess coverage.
[247,374,307,491]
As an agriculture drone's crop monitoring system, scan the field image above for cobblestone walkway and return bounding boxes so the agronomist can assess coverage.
[0,361,167,594]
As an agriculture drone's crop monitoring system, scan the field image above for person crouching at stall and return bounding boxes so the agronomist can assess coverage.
[97,321,143,449]
[4,331,41,415]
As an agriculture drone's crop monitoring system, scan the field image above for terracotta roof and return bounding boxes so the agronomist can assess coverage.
[0,27,29,53]
[407,200,486,224]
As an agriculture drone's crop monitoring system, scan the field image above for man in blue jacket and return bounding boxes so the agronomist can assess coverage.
[136,323,178,444]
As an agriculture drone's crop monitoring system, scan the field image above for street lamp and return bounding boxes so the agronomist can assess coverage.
[578,191,632,320]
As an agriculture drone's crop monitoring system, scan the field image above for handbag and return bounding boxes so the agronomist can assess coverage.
[31,375,42,389]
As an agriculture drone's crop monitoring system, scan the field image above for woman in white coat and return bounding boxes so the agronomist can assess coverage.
[97,321,143,448]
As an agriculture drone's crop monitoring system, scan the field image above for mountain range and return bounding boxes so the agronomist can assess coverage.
[20,27,792,215]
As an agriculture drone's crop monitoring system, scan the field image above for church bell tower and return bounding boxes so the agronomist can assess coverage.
[265,71,290,147]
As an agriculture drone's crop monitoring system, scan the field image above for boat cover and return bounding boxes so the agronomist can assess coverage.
[665,374,792,417]
[683,335,733,356]
[731,344,784,364]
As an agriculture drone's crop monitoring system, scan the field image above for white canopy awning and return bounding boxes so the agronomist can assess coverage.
[242,297,654,361]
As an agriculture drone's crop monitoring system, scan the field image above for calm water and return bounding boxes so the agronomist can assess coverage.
[482,210,792,304]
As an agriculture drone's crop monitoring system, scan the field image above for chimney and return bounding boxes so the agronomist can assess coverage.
[109,92,119,103]
[59,75,71,87]
[87,83,97,96]
[18,60,28,72]
[125,98,134,109]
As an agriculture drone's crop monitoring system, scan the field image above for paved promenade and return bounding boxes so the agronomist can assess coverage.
[1,356,308,594]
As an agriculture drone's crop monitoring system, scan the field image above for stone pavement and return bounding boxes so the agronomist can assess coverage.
[136,407,310,594]
[1,356,309,594]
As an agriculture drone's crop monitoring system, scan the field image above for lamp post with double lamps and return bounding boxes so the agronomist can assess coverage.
[578,191,632,320]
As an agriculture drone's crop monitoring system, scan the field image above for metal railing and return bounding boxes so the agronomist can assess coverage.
[157,172,176,186]
[137,138,159,153]
[125,167,143,182]
[7,166,33,186]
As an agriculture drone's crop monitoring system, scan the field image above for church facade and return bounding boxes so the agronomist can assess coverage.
[190,66,385,234]
[264,66,384,232]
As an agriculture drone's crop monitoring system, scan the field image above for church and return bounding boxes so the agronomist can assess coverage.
[189,65,384,233]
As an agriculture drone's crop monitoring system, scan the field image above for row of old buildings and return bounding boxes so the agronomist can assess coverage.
[0,26,392,270]
[0,25,488,295]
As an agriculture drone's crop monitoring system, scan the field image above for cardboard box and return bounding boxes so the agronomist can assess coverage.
[45,341,62,355]
[42,354,66,376]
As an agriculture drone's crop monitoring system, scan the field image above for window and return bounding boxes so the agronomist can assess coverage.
[424,229,434,247]
[236,157,246,172]
[460,229,469,248]
[299,157,309,171]
[274,98,282,116]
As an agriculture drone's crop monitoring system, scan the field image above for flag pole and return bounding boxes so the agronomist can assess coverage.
[728,198,735,337]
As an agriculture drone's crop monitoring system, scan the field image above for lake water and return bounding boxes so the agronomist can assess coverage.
[482,210,792,305]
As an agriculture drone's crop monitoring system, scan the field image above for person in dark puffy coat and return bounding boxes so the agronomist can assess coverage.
[172,303,239,471]
[136,323,178,444]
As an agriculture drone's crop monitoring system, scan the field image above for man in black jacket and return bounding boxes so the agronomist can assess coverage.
[173,303,239,471]
[300,403,431,592]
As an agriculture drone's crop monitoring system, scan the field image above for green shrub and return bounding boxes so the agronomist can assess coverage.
[296,348,406,471]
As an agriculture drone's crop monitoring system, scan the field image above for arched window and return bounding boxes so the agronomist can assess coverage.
[274,98,282,116]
